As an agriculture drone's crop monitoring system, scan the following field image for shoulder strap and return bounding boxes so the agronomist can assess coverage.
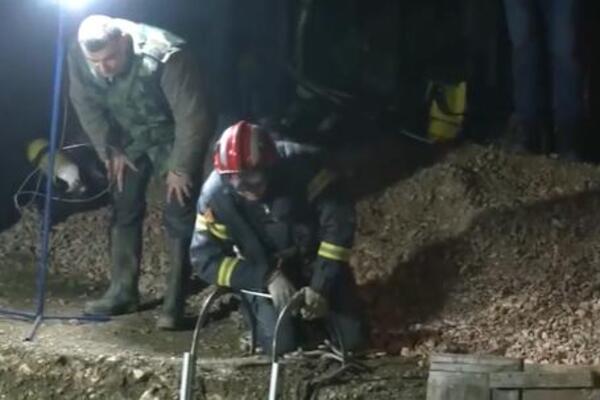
[307,168,337,203]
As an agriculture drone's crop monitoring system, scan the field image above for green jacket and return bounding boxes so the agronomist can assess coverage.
[68,19,214,177]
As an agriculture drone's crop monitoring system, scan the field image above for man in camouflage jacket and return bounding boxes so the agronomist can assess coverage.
[68,15,214,329]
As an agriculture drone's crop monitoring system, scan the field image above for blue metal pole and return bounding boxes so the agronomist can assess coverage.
[27,5,66,340]
[0,3,110,337]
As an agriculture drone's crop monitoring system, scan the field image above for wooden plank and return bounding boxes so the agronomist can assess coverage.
[428,353,524,400]
[492,389,520,400]
[431,353,523,368]
[524,364,600,376]
[431,363,525,374]
[427,371,490,400]
[490,371,596,389]
[523,388,600,400]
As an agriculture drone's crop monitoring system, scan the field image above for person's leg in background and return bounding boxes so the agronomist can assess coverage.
[584,0,600,161]
[503,0,547,153]
[159,173,202,330]
[84,156,152,316]
[462,0,508,144]
[325,268,369,353]
[544,0,585,160]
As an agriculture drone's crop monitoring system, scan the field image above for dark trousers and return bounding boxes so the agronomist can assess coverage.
[241,267,368,356]
[503,0,584,128]
[112,155,199,239]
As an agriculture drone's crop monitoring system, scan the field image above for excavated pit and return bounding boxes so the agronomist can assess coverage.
[3,142,600,398]
[0,263,425,399]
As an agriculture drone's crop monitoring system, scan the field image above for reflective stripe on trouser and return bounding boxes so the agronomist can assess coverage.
[217,257,239,287]
[317,241,352,262]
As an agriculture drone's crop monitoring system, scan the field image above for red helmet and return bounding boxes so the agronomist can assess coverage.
[213,121,279,174]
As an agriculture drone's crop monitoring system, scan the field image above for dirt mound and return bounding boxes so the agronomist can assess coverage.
[0,193,174,306]
[3,143,600,371]
[353,144,600,364]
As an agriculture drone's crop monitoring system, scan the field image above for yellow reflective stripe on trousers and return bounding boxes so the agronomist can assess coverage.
[217,257,238,287]
[208,222,229,240]
[317,241,352,262]
[194,213,207,231]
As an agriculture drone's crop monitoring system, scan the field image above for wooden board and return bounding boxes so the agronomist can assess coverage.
[432,363,525,374]
[431,353,523,367]
[427,371,491,400]
[491,390,519,400]
[523,389,600,400]
[490,371,596,389]
[493,388,600,400]
[525,364,600,375]
[427,354,523,400]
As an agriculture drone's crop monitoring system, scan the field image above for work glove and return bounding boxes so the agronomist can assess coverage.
[300,287,329,320]
[267,269,296,310]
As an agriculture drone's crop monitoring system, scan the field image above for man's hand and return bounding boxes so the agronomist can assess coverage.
[166,170,192,206]
[300,287,328,320]
[105,150,137,192]
[267,270,296,310]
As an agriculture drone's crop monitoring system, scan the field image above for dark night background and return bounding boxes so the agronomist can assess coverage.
[0,0,598,232]
[0,0,266,230]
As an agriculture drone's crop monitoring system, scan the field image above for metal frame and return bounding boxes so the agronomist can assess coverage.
[180,286,349,400]
[179,286,264,400]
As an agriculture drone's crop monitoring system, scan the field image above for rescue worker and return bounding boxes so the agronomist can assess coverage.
[68,15,214,329]
[190,121,368,355]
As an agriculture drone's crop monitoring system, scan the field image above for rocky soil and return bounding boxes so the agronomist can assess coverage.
[353,144,600,365]
[2,142,600,397]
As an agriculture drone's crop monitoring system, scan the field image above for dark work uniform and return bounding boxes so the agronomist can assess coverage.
[190,151,367,354]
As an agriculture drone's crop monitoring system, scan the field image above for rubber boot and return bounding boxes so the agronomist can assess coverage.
[156,237,191,330]
[84,226,141,315]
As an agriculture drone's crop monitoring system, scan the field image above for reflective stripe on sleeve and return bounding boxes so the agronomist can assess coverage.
[196,209,229,239]
[317,241,352,262]
[217,257,239,287]
[194,213,207,231]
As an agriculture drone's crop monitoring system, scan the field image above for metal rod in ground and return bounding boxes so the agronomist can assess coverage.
[180,287,227,400]
[24,315,44,342]
[240,289,272,299]
[268,362,281,400]
[268,291,305,400]
[180,352,193,400]
[179,287,273,400]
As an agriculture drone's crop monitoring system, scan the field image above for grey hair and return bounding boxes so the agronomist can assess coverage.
[78,15,122,53]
